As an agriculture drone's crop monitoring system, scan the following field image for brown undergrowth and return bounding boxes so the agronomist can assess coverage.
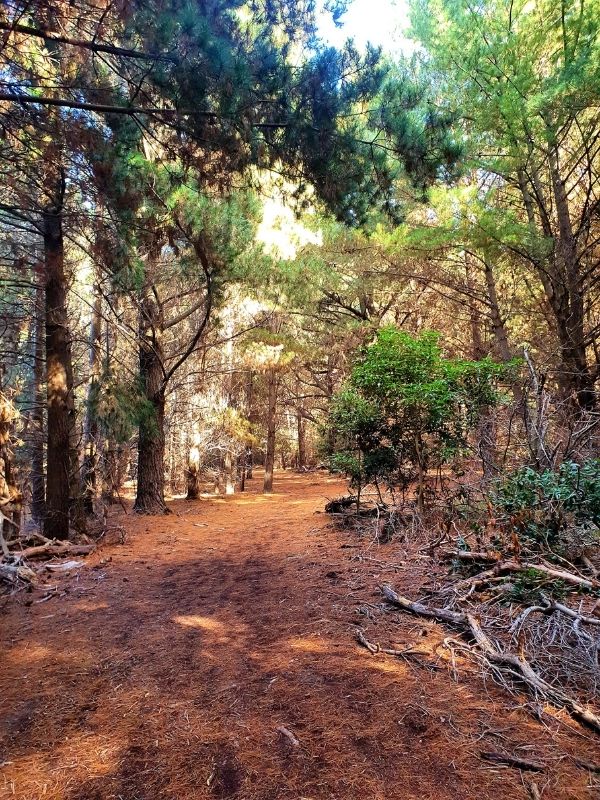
[0,472,597,799]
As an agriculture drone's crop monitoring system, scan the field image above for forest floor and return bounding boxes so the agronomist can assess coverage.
[1,471,598,800]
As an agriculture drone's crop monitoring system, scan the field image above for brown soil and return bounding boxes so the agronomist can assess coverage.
[1,472,597,799]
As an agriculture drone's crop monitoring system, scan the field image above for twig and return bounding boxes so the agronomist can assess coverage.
[355,628,427,660]
[480,751,546,771]
[276,726,300,747]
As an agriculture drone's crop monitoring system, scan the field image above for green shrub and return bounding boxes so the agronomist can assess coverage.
[327,327,509,508]
[492,460,600,548]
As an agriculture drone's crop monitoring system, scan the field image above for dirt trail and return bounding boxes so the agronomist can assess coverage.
[1,473,596,799]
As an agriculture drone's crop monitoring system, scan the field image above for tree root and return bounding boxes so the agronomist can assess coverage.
[355,629,428,660]
[380,584,600,734]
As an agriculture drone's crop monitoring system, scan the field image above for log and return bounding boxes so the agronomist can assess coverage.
[17,542,94,560]
[381,584,466,625]
[380,584,600,734]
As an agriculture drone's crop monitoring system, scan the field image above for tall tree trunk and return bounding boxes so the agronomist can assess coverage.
[238,449,247,492]
[186,429,201,500]
[31,278,46,523]
[82,286,102,514]
[134,292,168,514]
[297,409,307,470]
[245,372,254,479]
[263,368,277,493]
[547,142,595,412]
[224,450,235,495]
[43,198,75,540]
[464,253,485,360]
[465,253,496,480]
[484,259,512,363]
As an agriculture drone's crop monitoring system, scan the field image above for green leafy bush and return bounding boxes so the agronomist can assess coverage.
[492,460,600,548]
[327,327,509,508]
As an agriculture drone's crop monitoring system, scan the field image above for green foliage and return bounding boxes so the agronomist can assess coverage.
[507,569,569,604]
[327,327,508,501]
[492,460,600,548]
[93,377,158,443]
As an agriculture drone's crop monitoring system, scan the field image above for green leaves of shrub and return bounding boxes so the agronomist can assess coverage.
[493,460,600,547]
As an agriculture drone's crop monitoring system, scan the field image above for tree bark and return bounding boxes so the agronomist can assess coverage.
[186,430,201,500]
[224,450,235,495]
[297,409,307,470]
[134,291,168,514]
[245,371,254,478]
[31,277,46,523]
[82,286,102,514]
[263,368,277,493]
[43,198,75,540]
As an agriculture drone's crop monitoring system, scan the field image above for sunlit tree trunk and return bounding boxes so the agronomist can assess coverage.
[186,429,201,500]
[245,372,254,479]
[82,285,102,514]
[263,368,277,493]
[43,188,75,540]
[224,450,235,495]
[31,277,46,523]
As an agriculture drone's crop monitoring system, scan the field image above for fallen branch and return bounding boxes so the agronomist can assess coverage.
[355,629,428,660]
[380,584,600,734]
[445,553,599,591]
[572,757,600,773]
[480,750,546,772]
[16,542,94,560]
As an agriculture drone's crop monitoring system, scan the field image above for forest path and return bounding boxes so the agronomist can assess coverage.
[1,472,594,800]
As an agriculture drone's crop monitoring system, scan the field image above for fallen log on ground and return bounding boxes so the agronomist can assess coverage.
[380,584,600,734]
[16,542,95,560]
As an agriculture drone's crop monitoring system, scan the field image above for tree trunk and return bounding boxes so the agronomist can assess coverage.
[31,278,46,523]
[464,253,486,360]
[297,409,307,470]
[238,449,247,492]
[134,292,168,514]
[224,450,235,495]
[244,445,253,480]
[82,286,102,514]
[547,140,595,412]
[43,201,75,540]
[245,372,254,478]
[263,368,277,493]
[186,430,201,500]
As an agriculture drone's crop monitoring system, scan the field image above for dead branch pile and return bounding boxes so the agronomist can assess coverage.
[379,583,600,734]
[0,533,96,594]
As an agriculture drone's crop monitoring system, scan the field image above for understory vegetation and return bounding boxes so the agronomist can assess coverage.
[1,0,600,757]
